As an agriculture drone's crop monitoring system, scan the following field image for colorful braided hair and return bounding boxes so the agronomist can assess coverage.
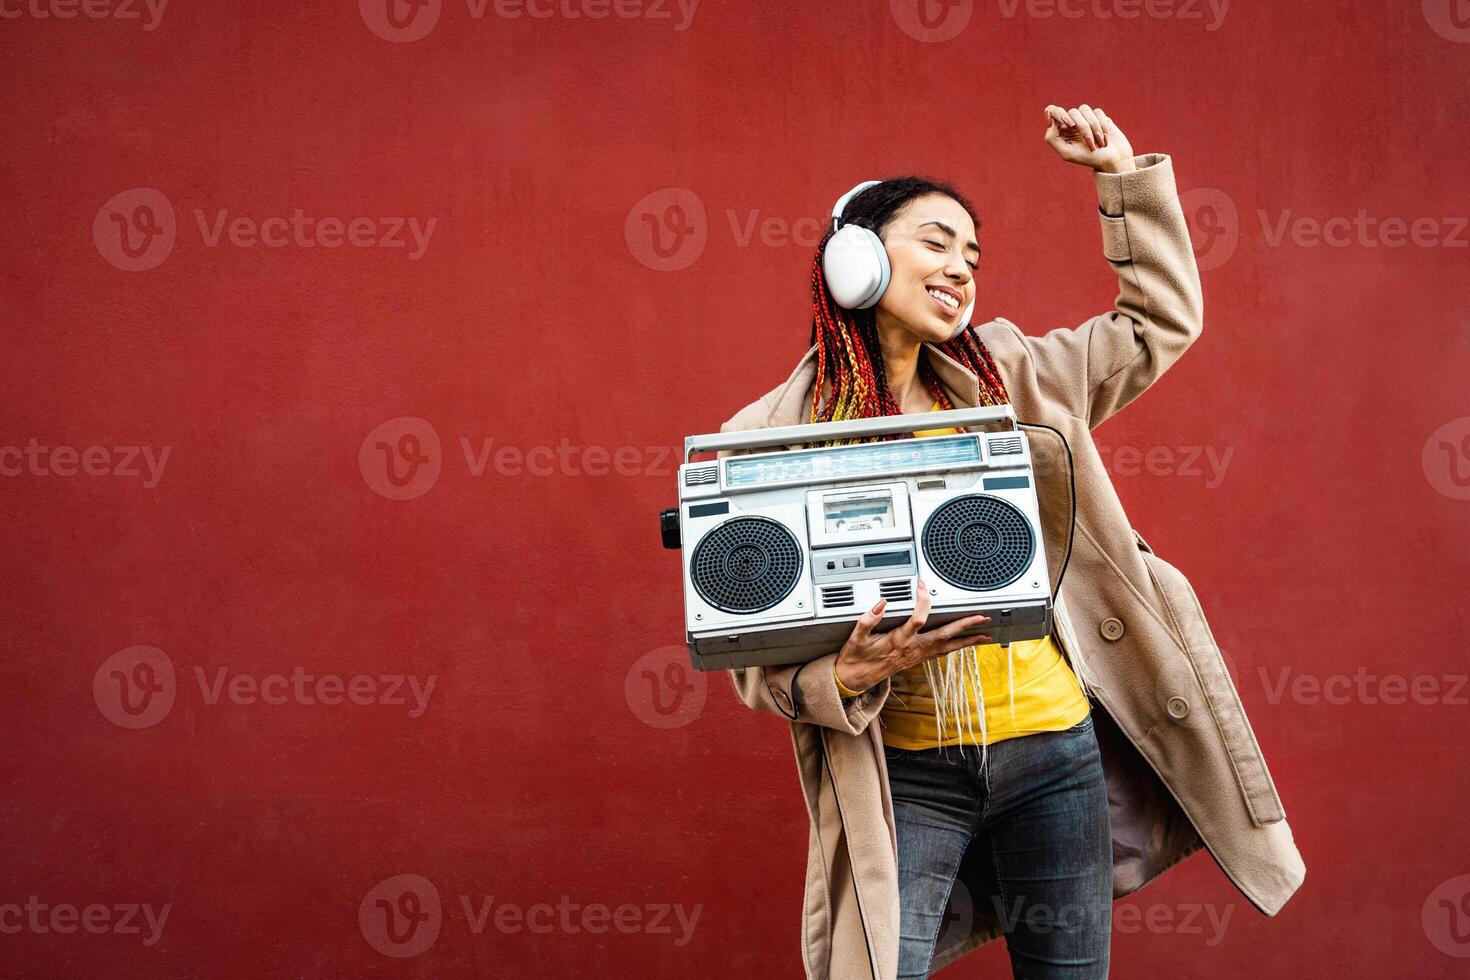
[807,176,1011,445]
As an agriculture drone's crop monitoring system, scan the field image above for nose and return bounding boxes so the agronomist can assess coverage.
[944,252,972,289]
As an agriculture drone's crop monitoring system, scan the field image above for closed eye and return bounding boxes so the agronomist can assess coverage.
[924,239,979,271]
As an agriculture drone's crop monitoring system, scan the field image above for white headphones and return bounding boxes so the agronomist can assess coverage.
[820,179,974,338]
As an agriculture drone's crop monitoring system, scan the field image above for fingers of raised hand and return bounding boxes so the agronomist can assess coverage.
[1065,107,1096,150]
[1077,105,1107,148]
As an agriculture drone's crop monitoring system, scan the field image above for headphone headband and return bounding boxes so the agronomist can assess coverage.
[830,179,882,232]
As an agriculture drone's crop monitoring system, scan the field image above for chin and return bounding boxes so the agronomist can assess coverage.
[883,307,959,345]
[912,317,956,344]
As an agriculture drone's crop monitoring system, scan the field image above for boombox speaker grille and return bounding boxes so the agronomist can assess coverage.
[690,516,803,614]
[921,494,1035,592]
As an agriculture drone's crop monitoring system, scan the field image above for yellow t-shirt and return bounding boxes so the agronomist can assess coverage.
[832,400,1091,749]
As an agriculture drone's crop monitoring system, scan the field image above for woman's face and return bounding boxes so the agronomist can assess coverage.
[872,193,979,343]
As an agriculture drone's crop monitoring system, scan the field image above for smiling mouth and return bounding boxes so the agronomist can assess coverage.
[926,286,960,315]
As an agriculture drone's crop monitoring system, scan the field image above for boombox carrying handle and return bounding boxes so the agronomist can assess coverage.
[684,404,1018,463]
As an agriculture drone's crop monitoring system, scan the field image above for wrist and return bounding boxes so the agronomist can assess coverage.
[833,658,875,697]
[1094,156,1137,175]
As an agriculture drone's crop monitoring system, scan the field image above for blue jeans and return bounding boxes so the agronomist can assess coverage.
[883,710,1113,979]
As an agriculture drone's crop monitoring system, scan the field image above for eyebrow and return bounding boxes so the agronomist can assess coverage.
[918,220,980,258]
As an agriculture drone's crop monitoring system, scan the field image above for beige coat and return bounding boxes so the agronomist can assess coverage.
[716,153,1305,979]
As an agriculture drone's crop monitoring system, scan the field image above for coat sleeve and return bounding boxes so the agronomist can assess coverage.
[1016,152,1204,429]
[713,412,893,735]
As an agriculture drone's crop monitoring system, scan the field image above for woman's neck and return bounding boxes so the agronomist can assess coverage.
[876,320,934,414]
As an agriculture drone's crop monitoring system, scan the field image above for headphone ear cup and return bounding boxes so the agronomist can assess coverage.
[822,225,891,310]
[949,297,976,339]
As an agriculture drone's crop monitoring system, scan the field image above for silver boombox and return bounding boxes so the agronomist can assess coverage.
[660,406,1055,671]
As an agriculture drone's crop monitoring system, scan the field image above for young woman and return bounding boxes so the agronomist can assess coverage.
[714,103,1249,979]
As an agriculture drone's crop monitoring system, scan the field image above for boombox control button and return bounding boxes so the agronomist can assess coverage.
[1166,697,1190,720]
[1099,617,1125,641]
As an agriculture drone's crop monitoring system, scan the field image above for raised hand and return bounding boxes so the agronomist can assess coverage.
[1044,104,1135,174]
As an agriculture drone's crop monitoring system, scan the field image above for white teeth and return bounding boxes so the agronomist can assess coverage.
[927,287,958,310]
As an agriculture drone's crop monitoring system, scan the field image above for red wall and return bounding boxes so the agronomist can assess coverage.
[3,1,1468,976]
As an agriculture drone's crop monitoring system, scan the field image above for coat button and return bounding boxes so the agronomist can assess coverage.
[1167,696,1190,719]
[1099,617,1125,641]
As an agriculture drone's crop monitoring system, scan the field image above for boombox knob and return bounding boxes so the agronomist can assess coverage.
[659,507,681,550]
